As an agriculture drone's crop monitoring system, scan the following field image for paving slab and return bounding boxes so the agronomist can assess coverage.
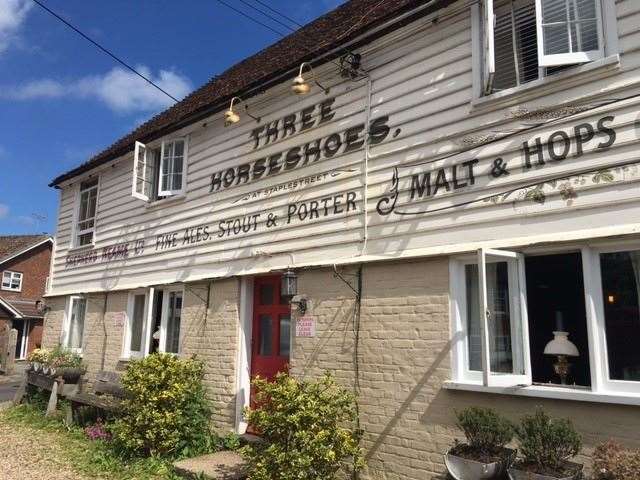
[173,451,247,480]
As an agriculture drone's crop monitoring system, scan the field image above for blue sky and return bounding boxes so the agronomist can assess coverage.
[0,0,344,235]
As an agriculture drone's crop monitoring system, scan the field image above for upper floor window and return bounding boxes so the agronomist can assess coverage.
[132,138,188,202]
[480,0,615,95]
[1,271,23,292]
[75,177,99,247]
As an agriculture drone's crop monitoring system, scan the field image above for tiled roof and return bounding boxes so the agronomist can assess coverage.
[0,235,51,264]
[0,297,44,319]
[49,0,451,187]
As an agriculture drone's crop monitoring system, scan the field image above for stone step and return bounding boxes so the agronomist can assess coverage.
[173,451,247,479]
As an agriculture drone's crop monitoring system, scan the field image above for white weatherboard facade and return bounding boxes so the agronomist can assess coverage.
[49,0,640,297]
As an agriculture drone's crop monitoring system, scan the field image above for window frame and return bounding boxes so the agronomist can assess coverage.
[450,240,640,401]
[535,0,605,67]
[1,270,23,292]
[451,249,532,387]
[471,0,619,101]
[132,137,188,201]
[159,286,184,355]
[123,289,150,359]
[132,141,151,202]
[63,295,87,354]
[583,245,640,394]
[72,176,100,249]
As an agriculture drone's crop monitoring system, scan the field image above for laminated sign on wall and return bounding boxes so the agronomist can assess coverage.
[296,317,316,337]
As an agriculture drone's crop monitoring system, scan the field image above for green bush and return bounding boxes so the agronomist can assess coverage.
[593,440,640,480]
[243,372,363,480]
[455,407,514,454]
[515,408,582,470]
[109,353,215,458]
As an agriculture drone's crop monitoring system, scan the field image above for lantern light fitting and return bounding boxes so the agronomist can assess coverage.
[224,97,260,127]
[292,62,330,95]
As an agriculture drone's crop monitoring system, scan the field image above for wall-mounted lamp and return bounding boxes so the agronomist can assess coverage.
[224,97,260,126]
[292,62,330,95]
[281,268,307,314]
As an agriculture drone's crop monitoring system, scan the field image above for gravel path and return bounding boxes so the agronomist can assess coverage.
[0,419,90,480]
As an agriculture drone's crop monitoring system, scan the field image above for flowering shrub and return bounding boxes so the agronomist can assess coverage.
[27,348,49,364]
[109,353,216,458]
[593,440,640,480]
[85,420,112,442]
[243,372,364,480]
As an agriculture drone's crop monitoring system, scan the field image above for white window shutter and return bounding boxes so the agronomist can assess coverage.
[536,0,604,67]
[132,141,150,201]
[483,0,496,94]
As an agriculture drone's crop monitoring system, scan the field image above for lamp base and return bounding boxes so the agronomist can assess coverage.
[553,355,572,385]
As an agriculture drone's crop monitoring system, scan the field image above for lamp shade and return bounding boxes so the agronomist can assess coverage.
[544,331,579,357]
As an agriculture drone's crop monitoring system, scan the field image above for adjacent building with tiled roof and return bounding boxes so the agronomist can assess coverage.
[0,235,52,360]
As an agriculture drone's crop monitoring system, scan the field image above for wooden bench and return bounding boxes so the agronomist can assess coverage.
[66,371,125,423]
[13,370,125,422]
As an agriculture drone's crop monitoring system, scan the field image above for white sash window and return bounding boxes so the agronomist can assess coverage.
[132,137,187,201]
[478,0,615,95]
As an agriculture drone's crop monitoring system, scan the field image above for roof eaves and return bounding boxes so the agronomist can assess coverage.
[0,296,22,319]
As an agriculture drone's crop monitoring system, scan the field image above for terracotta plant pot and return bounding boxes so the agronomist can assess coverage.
[445,447,515,480]
[508,462,583,480]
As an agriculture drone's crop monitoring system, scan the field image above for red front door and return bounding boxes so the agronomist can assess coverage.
[251,275,291,381]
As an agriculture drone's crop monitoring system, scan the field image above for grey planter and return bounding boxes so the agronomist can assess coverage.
[508,463,582,480]
[444,448,515,480]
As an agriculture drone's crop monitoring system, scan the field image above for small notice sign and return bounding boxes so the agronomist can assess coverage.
[113,312,125,328]
[296,317,316,337]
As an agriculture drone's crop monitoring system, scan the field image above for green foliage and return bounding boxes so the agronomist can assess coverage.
[455,407,514,454]
[109,353,216,458]
[515,408,582,470]
[593,440,640,480]
[242,372,364,480]
[48,344,85,369]
[221,432,242,451]
[1,404,182,480]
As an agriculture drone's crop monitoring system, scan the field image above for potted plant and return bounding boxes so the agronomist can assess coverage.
[445,407,516,480]
[48,346,86,383]
[509,408,582,480]
[27,348,49,373]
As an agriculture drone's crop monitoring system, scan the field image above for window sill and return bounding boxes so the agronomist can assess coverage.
[144,193,186,210]
[66,243,95,254]
[471,54,621,111]
[443,380,640,407]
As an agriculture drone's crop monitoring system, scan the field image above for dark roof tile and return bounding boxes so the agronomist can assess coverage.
[0,235,51,264]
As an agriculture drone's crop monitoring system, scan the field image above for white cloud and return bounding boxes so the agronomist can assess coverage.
[0,66,192,113]
[0,204,9,219]
[0,0,32,54]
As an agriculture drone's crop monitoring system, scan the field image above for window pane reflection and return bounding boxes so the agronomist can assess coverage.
[279,316,290,357]
[259,315,273,356]
[600,251,640,382]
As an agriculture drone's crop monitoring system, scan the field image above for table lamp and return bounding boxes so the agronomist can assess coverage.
[543,312,579,385]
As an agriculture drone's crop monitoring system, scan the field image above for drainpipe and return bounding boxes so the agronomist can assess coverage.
[100,292,109,372]
[361,75,373,256]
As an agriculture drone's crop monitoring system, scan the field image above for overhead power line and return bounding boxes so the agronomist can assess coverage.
[250,0,305,28]
[237,0,299,33]
[211,0,289,37]
[30,0,180,102]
